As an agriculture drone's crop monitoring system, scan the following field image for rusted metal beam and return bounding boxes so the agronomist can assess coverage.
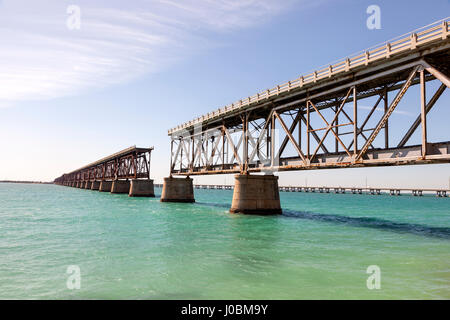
[299,114,329,154]
[397,83,446,147]
[356,65,420,161]
[276,110,302,159]
[420,69,427,157]
[55,146,153,184]
[274,111,307,164]
[423,61,450,88]
[384,88,389,149]
[353,86,358,157]
[223,126,242,168]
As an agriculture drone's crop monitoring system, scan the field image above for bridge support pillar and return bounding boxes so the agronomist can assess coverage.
[111,180,130,194]
[84,181,90,189]
[99,181,113,192]
[230,174,281,215]
[129,179,155,197]
[160,177,195,202]
[91,181,100,190]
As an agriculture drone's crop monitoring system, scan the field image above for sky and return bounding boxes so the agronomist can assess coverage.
[0,0,449,188]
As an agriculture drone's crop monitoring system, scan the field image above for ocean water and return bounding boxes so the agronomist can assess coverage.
[0,182,449,299]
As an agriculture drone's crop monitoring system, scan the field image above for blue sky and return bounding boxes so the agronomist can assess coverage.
[0,0,449,188]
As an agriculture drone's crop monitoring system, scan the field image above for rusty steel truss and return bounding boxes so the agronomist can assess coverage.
[168,19,450,176]
[54,146,153,184]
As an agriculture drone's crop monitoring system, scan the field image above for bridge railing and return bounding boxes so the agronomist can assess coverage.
[168,18,449,135]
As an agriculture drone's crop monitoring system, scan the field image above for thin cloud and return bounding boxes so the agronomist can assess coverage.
[0,0,298,103]
[0,100,14,109]
[358,105,415,117]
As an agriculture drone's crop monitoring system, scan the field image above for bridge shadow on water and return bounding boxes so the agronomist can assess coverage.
[196,202,450,240]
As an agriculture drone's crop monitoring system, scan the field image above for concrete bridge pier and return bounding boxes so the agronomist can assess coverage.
[99,180,113,192]
[91,181,100,190]
[129,179,155,197]
[160,176,195,202]
[84,181,91,189]
[111,180,130,194]
[230,174,281,215]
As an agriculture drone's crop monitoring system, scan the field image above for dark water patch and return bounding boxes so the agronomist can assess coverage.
[283,209,450,240]
[196,202,450,240]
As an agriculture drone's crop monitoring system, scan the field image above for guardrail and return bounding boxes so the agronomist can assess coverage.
[168,18,449,135]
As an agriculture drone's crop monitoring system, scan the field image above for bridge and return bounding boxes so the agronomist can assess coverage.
[54,146,155,197]
[161,18,450,214]
[178,184,447,197]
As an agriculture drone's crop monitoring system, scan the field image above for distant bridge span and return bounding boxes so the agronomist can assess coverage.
[167,19,450,176]
[54,146,155,197]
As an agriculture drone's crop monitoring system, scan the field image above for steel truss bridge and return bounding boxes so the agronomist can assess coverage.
[168,19,450,176]
[54,146,153,185]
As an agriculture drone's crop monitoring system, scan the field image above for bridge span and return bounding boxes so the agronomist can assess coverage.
[180,184,448,197]
[162,19,450,214]
[54,146,155,197]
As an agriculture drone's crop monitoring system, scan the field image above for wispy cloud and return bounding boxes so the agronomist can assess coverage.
[0,0,297,102]
[0,100,15,109]
[359,105,414,117]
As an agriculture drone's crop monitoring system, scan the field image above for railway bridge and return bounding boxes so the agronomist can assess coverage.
[162,19,450,214]
[54,146,155,197]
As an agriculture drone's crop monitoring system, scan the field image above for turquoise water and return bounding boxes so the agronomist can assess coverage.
[0,182,449,299]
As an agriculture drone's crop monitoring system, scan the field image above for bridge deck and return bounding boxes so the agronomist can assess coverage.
[169,18,450,136]
[173,141,450,175]
[168,18,450,177]
[68,146,153,174]
[54,146,154,184]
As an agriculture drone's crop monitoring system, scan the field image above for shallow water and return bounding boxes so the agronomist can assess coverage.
[0,183,449,299]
